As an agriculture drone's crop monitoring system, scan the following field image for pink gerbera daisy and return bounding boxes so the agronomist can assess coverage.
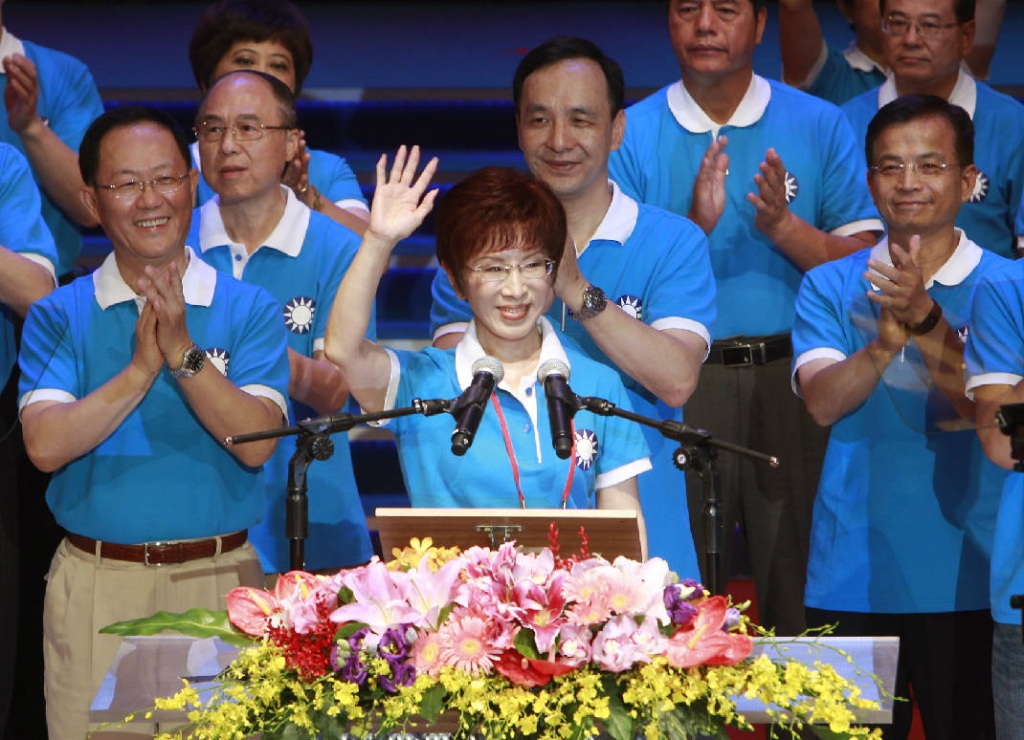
[437,611,502,675]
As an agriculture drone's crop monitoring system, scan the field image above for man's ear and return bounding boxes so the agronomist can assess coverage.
[80,185,100,225]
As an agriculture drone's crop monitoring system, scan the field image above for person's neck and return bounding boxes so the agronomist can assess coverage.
[562,180,614,252]
[681,68,753,125]
[889,227,959,283]
[895,70,959,101]
[116,248,189,295]
[219,187,288,255]
[481,327,543,390]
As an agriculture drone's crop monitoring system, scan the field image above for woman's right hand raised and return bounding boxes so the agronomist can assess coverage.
[367,145,439,245]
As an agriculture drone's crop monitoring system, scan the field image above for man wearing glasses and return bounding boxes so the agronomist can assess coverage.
[842,0,1024,259]
[189,70,374,580]
[16,106,290,740]
[793,95,1002,738]
[608,0,881,637]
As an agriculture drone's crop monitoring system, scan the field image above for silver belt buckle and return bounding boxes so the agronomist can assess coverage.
[721,342,766,367]
[143,540,175,566]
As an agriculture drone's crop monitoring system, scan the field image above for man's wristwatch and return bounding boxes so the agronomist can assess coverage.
[572,284,608,322]
[170,343,206,379]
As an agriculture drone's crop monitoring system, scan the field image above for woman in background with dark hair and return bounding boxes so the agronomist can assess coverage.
[189,0,368,234]
[325,148,649,555]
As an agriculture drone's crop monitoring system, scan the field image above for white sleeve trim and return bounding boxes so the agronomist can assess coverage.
[784,41,829,89]
[832,218,885,237]
[240,384,289,421]
[650,317,711,361]
[791,347,847,397]
[432,321,470,343]
[312,337,325,353]
[336,199,369,215]
[965,372,1023,401]
[18,388,75,412]
[1016,235,1024,255]
[596,457,653,490]
[21,253,58,287]
[366,348,403,427]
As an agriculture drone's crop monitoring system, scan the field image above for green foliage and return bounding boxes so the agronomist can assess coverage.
[99,608,255,647]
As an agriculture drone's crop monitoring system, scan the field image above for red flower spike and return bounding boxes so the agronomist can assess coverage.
[577,527,590,560]
[267,597,338,681]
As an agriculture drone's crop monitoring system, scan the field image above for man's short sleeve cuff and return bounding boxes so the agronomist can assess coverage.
[366,348,403,427]
[650,317,711,360]
[20,253,58,287]
[432,322,470,344]
[791,348,847,397]
[832,219,885,237]
[337,199,370,215]
[18,388,75,412]
[965,372,1024,401]
[240,384,289,421]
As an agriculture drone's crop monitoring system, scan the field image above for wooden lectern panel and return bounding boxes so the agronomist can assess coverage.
[374,507,643,562]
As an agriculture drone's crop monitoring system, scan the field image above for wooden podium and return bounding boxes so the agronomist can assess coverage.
[374,507,643,562]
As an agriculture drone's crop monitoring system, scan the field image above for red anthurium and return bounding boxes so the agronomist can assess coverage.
[493,649,576,687]
[665,595,752,669]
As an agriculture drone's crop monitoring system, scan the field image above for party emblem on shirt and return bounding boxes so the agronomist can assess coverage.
[574,429,599,471]
[969,172,989,203]
[284,296,316,334]
[206,348,230,376]
[784,171,799,204]
[617,295,643,321]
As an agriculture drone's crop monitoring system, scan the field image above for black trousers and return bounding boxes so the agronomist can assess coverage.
[684,354,828,635]
[806,607,996,740]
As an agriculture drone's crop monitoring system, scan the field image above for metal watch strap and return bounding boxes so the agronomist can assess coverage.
[573,284,607,322]
[170,343,205,379]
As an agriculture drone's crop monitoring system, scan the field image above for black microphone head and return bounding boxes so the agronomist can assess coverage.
[472,355,505,383]
[537,358,570,383]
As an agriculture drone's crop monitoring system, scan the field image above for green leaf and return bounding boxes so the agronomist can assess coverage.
[600,674,634,740]
[99,608,256,647]
[513,629,540,659]
[418,682,447,722]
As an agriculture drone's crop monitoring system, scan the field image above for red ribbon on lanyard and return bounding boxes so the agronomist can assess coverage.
[489,392,576,509]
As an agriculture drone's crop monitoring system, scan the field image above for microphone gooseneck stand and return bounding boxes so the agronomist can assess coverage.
[575,395,779,596]
[224,398,452,572]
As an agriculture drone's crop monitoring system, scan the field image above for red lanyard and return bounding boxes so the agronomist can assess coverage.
[489,392,576,509]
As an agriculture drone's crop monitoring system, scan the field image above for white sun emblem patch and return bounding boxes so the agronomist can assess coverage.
[284,296,316,334]
[206,348,230,376]
[574,429,599,471]
[783,171,799,204]
[617,294,642,321]
[970,171,989,203]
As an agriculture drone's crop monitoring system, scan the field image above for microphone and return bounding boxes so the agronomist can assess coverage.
[450,356,504,456]
[538,359,577,459]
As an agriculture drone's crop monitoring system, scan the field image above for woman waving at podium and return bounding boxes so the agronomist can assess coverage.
[324,147,649,556]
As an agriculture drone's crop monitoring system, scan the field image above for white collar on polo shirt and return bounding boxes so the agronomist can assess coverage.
[867,229,981,289]
[583,180,639,253]
[0,28,25,63]
[198,184,311,258]
[93,246,217,311]
[667,73,771,139]
[877,68,977,118]
[844,43,885,74]
[454,316,571,393]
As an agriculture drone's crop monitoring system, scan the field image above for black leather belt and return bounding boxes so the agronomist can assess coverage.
[707,334,792,367]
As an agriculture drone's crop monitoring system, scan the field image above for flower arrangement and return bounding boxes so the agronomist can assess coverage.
[114,532,885,740]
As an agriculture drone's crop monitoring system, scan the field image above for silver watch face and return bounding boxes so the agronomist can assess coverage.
[173,345,205,378]
[583,285,607,312]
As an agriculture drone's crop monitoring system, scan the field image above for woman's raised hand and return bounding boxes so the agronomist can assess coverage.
[367,145,439,244]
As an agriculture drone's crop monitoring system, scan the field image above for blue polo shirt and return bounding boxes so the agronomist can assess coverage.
[0,32,104,276]
[192,187,374,571]
[192,143,367,216]
[790,42,887,106]
[842,71,1024,259]
[610,74,881,338]
[793,233,1005,613]
[431,182,713,576]
[382,317,651,510]
[964,258,1024,625]
[0,142,57,388]
[18,249,290,544]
